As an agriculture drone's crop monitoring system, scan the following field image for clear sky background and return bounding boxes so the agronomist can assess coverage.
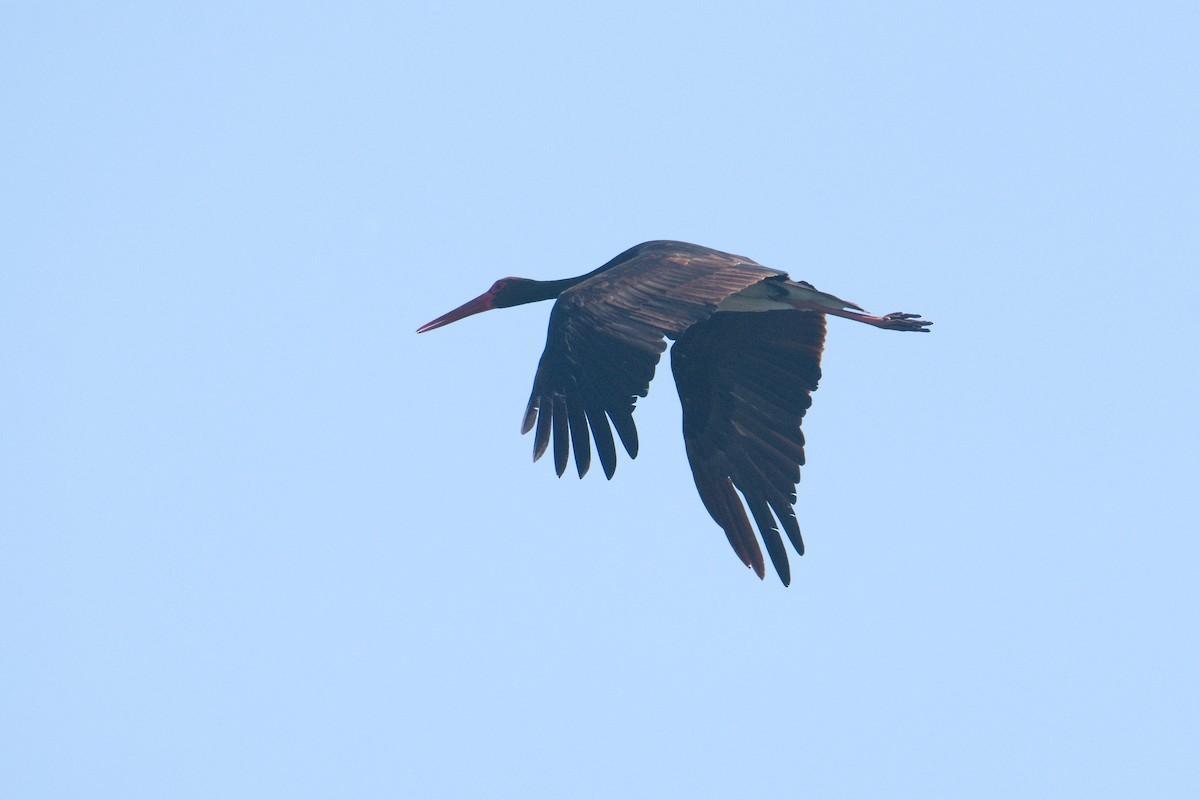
[3,2,1198,798]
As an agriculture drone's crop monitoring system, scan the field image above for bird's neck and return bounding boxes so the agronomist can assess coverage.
[526,269,607,302]
[535,275,589,299]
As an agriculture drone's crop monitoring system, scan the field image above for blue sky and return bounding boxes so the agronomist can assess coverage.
[3,2,1198,797]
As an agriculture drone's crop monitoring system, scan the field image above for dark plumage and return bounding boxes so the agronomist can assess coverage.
[417,241,930,584]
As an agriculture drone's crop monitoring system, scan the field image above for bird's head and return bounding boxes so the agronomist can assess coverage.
[416,277,543,333]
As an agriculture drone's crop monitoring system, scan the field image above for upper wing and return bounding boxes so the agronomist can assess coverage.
[522,242,782,479]
[670,309,826,585]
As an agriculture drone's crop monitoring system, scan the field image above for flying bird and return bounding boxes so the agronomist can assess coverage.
[417,241,930,585]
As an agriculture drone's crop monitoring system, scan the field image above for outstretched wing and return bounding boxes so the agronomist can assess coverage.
[522,241,782,479]
[670,309,826,586]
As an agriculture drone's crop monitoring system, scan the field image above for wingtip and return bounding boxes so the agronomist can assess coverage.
[521,393,540,435]
[590,456,614,480]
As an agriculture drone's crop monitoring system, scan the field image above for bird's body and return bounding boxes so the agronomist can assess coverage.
[417,240,930,585]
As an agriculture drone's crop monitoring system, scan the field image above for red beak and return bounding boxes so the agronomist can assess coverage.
[416,290,497,333]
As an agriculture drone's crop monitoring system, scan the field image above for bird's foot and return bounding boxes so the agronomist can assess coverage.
[877,312,932,332]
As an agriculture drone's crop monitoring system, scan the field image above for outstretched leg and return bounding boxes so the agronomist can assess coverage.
[780,281,933,332]
[825,308,932,332]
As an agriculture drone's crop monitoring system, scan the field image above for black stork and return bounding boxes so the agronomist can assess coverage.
[417,240,931,585]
